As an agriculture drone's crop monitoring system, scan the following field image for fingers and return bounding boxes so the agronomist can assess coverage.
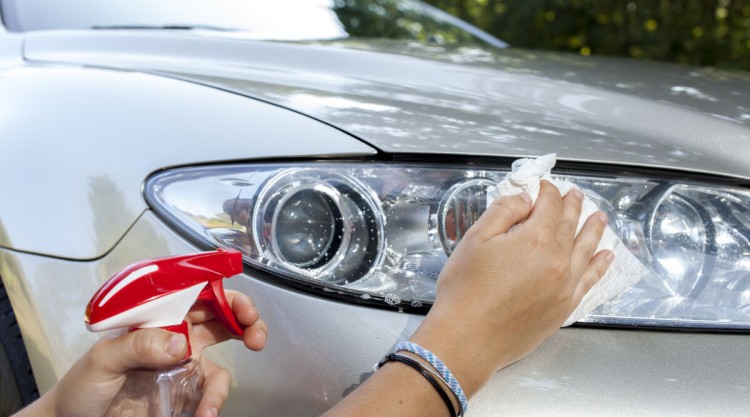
[570,210,614,304]
[187,290,258,326]
[570,211,609,277]
[557,188,584,248]
[190,289,268,352]
[523,182,613,313]
[572,249,615,304]
[526,181,563,233]
[231,291,260,328]
[220,291,268,351]
[90,328,187,376]
[196,358,232,417]
[243,318,268,352]
[192,317,268,352]
[472,192,533,240]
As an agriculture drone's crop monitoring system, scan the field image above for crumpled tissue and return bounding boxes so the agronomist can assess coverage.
[487,154,649,326]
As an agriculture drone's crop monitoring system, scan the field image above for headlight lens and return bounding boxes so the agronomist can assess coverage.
[146,162,750,330]
[252,169,384,284]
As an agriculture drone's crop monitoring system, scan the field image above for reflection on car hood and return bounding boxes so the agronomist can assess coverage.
[25,32,750,179]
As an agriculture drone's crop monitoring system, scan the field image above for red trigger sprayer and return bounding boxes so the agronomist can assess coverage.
[85,248,244,417]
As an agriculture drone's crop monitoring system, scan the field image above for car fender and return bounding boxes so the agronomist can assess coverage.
[0,65,376,259]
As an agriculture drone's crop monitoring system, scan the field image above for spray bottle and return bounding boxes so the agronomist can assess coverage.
[85,248,245,417]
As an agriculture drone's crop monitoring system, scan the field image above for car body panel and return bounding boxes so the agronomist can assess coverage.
[23,31,750,180]
[0,30,21,65]
[0,65,375,259]
[2,211,748,416]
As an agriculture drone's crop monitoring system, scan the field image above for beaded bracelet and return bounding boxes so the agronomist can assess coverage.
[394,341,468,414]
[377,353,457,417]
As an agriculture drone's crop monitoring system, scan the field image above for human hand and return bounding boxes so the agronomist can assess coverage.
[187,288,268,356]
[411,181,613,397]
[15,290,266,417]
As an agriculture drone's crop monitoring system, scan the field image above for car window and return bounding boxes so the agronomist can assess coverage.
[0,0,503,46]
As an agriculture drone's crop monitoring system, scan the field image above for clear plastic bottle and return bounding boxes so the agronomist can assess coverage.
[104,359,202,417]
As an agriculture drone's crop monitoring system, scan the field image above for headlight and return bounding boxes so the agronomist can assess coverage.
[145,162,750,330]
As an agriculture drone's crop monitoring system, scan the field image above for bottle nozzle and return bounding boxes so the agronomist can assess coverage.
[85,249,245,357]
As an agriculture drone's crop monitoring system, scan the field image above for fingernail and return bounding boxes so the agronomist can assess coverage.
[571,189,584,201]
[167,333,186,357]
[605,251,616,263]
[211,406,219,417]
[518,192,532,203]
[597,212,609,225]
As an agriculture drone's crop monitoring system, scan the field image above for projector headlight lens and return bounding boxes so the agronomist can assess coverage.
[247,168,384,285]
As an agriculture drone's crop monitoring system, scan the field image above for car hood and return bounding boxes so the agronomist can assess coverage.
[24,31,750,179]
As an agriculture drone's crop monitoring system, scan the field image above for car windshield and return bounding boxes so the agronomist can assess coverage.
[0,0,504,47]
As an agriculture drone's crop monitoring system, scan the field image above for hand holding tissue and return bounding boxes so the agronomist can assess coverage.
[487,154,649,326]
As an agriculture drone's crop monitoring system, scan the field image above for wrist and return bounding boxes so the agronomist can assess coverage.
[11,389,58,417]
[397,351,461,414]
[409,326,487,399]
[377,353,459,417]
[324,356,451,417]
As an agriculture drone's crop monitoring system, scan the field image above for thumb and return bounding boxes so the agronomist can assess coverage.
[92,328,188,376]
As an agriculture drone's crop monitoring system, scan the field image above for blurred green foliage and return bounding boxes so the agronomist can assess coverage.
[423,0,750,71]
[333,0,481,43]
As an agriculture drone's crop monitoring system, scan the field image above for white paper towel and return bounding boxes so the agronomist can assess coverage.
[487,154,648,326]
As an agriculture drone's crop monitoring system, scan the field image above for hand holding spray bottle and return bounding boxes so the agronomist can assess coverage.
[85,249,245,417]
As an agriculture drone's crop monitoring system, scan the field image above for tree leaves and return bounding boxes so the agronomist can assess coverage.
[424,0,750,71]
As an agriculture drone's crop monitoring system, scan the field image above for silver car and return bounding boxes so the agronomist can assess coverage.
[1,1,749,416]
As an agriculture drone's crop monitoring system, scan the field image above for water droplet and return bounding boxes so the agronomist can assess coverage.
[384,293,401,305]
